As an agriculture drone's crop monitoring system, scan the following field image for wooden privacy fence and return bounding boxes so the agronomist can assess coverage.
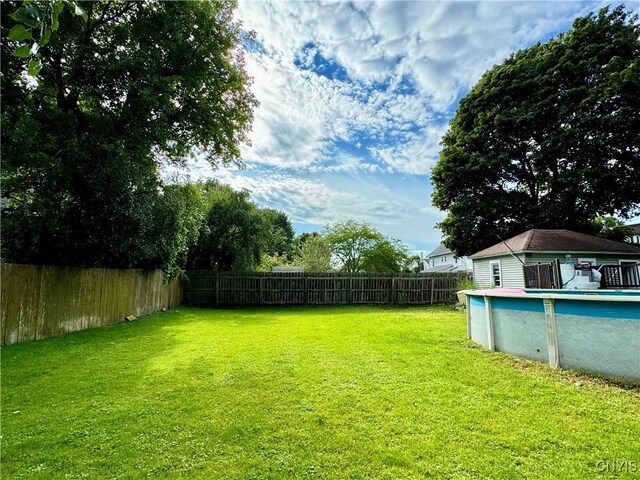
[184,271,469,306]
[0,264,183,345]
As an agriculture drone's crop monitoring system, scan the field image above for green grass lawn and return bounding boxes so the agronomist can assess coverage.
[2,306,639,479]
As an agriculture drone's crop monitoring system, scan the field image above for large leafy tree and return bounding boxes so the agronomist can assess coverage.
[295,234,332,272]
[186,182,264,272]
[431,6,640,257]
[1,0,257,268]
[324,220,408,273]
[260,209,295,259]
[136,183,207,278]
[361,238,409,274]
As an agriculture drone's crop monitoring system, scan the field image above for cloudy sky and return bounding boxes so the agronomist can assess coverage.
[176,0,633,253]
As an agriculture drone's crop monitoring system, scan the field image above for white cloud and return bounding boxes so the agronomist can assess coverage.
[174,1,635,247]
[234,0,622,174]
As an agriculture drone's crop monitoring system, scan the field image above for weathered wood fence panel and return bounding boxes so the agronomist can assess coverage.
[184,271,468,306]
[0,264,183,345]
[523,260,561,289]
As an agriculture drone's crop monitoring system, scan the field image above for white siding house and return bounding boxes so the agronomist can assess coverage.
[422,244,472,273]
[470,229,640,289]
[626,223,640,245]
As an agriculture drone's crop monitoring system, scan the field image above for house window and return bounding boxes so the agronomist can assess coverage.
[490,260,501,287]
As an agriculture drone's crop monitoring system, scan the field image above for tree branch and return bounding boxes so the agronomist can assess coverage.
[88,1,135,34]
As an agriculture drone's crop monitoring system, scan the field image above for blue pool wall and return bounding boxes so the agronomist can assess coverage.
[466,290,640,380]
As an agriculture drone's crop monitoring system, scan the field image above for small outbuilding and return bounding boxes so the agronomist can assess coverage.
[470,229,640,288]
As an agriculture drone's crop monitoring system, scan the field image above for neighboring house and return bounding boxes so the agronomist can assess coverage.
[625,223,640,245]
[422,244,472,273]
[407,258,422,272]
[470,229,640,289]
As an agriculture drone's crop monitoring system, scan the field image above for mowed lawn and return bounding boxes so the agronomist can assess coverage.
[2,307,639,479]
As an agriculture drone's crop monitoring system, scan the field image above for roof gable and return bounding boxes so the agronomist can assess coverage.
[426,243,452,258]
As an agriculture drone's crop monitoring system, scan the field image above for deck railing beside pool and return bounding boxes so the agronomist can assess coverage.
[599,264,640,289]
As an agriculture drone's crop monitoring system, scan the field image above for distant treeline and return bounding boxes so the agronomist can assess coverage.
[2,179,295,277]
[2,176,414,277]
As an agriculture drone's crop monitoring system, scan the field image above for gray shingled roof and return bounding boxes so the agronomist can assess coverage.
[426,243,452,258]
[423,264,457,272]
[470,229,640,259]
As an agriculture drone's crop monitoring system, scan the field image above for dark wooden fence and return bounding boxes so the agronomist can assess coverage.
[599,264,640,289]
[184,271,469,306]
[523,260,562,289]
[0,264,183,345]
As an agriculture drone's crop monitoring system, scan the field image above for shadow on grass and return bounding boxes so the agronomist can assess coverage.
[461,339,640,394]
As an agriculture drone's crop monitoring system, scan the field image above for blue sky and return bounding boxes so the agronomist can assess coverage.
[174,0,636,254]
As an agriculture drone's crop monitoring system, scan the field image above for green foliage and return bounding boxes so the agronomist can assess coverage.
[260,209,295,259]
[183,181,295,273]
[292,232,321,252]
[137,184,207,278]
[590,216,635,243]
[361,238,409,273]
[431,6,640,257]
[3,306,639,478]
[7,0,86,75]
[456,277,476,291]
[324,220,408,273]
[403,254,422,273]
[256,253,291,272]
[186,182,264,272]
[295,234,332,272]
[1,0,257,273]
[324,220,383,272]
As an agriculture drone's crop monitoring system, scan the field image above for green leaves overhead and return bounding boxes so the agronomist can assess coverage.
[1,1,257,273]
[431,6,640,257]
[27,59,42,76]
[12,45,31,58]
[8,25,32,41]
[6,0,87,76]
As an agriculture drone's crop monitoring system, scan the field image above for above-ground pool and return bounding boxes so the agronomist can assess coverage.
[463,289,640,380]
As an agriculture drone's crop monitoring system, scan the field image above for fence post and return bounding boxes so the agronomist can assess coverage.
[390,278,395,305]
[348,277,353,304]
[304,277,308,304]
[215,274,219,307]
[259,277,263,305]
[430,277,435,305]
